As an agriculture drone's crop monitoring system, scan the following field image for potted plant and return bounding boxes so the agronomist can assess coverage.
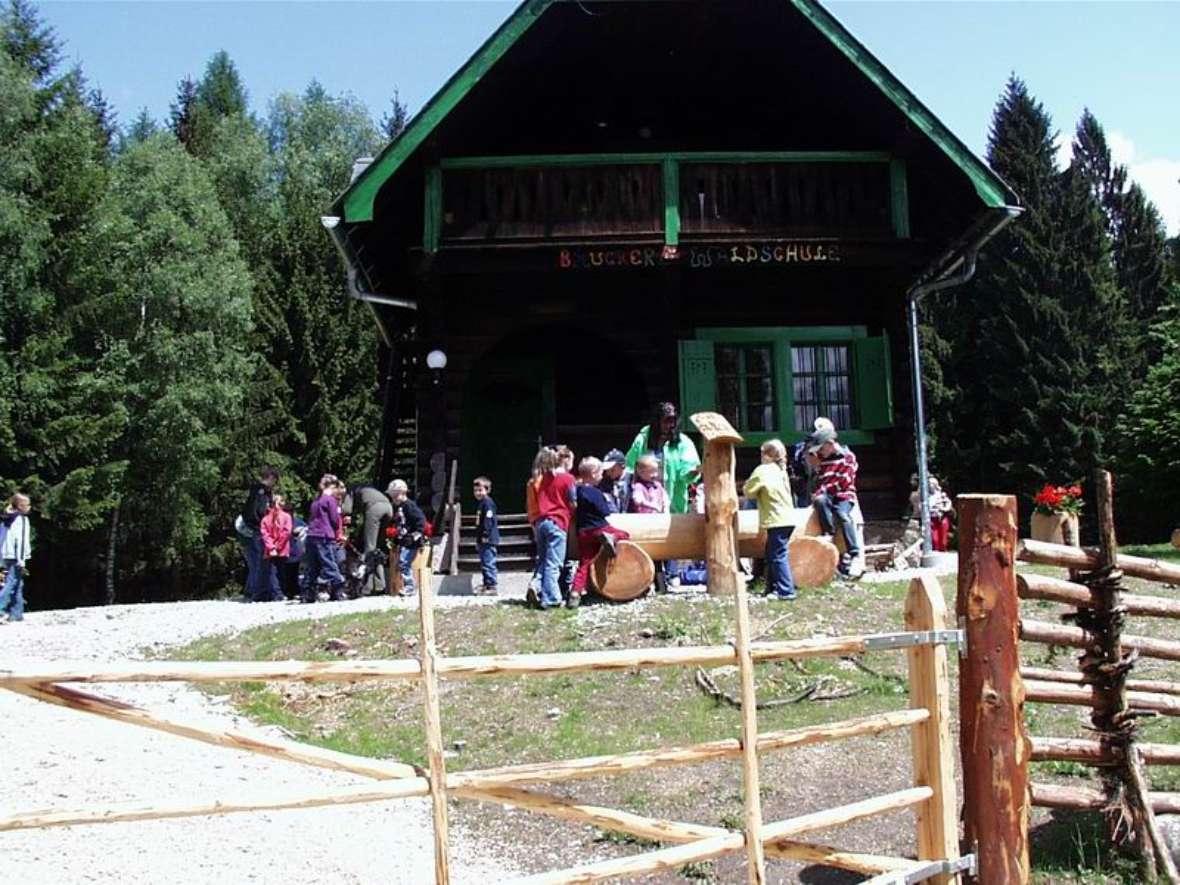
[1031,483,1083,545]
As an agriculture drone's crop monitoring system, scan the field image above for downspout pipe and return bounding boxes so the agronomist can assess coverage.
[907,251,977,564]
[905,204,1022,564]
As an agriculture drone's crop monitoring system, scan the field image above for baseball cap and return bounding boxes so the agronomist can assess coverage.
[602,448,626,468]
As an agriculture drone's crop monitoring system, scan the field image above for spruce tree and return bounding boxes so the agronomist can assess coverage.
[381,90,409,140]
[932,77,1090,501]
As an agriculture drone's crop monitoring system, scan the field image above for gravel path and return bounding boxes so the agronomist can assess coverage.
[0,594,521,885]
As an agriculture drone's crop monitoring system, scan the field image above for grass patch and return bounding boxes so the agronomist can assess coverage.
[1030,810,1143,884]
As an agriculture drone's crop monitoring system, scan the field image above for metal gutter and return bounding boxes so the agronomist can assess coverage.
[906,205,1023,561]
[320,217,416,348]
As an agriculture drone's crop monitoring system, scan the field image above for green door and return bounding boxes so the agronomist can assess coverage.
[460,357,554,513]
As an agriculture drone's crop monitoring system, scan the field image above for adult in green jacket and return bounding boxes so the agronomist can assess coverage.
[624,402,701,514]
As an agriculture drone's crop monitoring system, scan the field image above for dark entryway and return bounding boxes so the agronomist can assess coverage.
[459,325,650,512]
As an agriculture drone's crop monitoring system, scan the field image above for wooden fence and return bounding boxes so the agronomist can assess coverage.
[0,571,969,884]
[957,473,1180,884]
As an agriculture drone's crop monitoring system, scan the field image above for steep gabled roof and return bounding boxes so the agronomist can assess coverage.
[335,0,1017,224]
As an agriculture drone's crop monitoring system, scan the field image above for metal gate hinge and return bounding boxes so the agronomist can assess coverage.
[863,628,965,653]
[881,853,977,884]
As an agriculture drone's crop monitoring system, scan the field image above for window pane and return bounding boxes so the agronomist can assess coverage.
[715,345,739,376]
[745,374,773,403]
[795,403,817,432]
[748,404,774,431]
[794,375,817,404]
[747,346,773,375]
[792,346,816,374]
[825,346,848,372]
[717,375,740,413]
[833,403,853,429]
[826,375,851,406]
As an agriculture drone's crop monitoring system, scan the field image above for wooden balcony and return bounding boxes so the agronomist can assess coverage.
[432,152,906,249]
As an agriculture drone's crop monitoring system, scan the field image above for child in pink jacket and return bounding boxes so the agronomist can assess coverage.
[257,494,293,602]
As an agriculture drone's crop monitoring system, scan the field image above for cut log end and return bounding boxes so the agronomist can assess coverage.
[591,541,656,602]
[788,537,840,589]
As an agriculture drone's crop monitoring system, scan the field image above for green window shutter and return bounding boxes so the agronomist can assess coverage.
[678,340,716,418]
[853,334,893,429]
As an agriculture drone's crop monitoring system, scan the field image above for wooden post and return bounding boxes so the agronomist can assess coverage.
[690,412,743,596]
[417,553,451,884]
[905,574,959,884]
[955,494,1029,885]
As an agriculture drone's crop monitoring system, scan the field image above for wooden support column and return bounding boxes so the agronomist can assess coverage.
[690,412,743,597]
[905,574,959,884]
[417,556,451,884]
[955,494,1029,885]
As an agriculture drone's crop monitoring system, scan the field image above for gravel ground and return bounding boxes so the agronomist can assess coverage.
[0,592,521,885]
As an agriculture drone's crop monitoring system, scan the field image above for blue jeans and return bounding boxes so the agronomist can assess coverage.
[0,560,25,620]
[239,533,263,598]
[535,518,567,608]
[255,557,284,602]
[303,537,344,600]
[478,543,498,588]
[813,494,861,559]
[765,527,796,599]
[399,546,419,594]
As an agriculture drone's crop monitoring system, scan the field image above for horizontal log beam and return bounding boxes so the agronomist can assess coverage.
[460,786,918,875]
[1030,782,1180,814]
[3,682,419,780]
[1020,666,1180,697]
[1018,539,1180,585]
[0,634,888,686]
[1019,619,1180,663]
[1030,736,1180,766]
[448,709,927,790]
[1023,679,1180,716]
[1018,573,1180,619]
[0,778,432,832]
[510,788,932,885]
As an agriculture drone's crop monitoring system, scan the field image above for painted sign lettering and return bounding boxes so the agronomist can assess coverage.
[558,242,842,269]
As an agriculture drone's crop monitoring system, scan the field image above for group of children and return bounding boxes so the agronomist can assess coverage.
[237,468,426,604]
[467,415,867,608]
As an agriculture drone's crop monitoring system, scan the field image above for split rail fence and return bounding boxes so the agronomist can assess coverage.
[957,473,1180,884]
[0,412,971,884]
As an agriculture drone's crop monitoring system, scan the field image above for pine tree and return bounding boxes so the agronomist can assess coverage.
[1,0,58,84]
[169,75,202,151]
[381,89,409,140]
[123,107,158,146]
[196,50,247,118]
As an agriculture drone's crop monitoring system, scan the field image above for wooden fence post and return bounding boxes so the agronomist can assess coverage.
[956,494,1029,885]
[690,412,743,597]
[417,558,451,884]
[905,573,959,884]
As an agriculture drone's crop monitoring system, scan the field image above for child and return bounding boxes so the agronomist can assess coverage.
[258,493,293,603]
[386,479,427,596]
[302,477,347,603]
[473,476,500,596]
[0,493,32,622]
[808,431,863,578]
[629,454,670,514]
[554,445,578,597]
[531,447,576,610]
[572,457,631,607]
[911,475,955,552]
[525,449,547,595]
[629,453,672,592]
[742,441,797,600]
[598,449,632,514]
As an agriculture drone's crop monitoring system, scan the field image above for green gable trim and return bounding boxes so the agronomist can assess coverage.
[889,158,910,239]
[662,158,680,247]
[341,0,554,223]
[790,0,1014,209]
[423,165,442,253]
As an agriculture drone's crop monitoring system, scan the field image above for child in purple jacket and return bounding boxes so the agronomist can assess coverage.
[301,476,347,603]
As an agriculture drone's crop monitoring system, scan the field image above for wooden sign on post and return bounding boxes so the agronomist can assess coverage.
[689,411,743,597]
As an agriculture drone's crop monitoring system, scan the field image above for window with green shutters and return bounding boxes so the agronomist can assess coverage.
[678,327,892,444]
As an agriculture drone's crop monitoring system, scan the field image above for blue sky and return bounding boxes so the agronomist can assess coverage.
[41,1,1180,232]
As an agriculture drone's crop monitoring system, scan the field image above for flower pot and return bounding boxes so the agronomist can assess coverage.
[1031,511,1079,546]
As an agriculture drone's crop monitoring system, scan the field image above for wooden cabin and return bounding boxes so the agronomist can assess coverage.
[326,0,1019,535]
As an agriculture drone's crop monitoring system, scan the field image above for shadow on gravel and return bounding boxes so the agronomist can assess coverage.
[799,866,867,884]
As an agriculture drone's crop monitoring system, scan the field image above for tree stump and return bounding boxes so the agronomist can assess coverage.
[591,541,656,602]
[787,536,840,588]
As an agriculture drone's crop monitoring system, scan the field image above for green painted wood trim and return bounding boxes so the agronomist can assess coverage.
[890,158,910,239]
[341,0,554,222]
[439,150,892,170]
[423,165,442,253]
[790,0,1015,209]
[662,158,680,246]
[694,326,869,343]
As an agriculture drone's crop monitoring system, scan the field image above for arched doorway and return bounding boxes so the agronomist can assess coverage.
[459,325,649,512]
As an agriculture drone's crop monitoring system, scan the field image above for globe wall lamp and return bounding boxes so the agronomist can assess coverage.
[426,348,447,384]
